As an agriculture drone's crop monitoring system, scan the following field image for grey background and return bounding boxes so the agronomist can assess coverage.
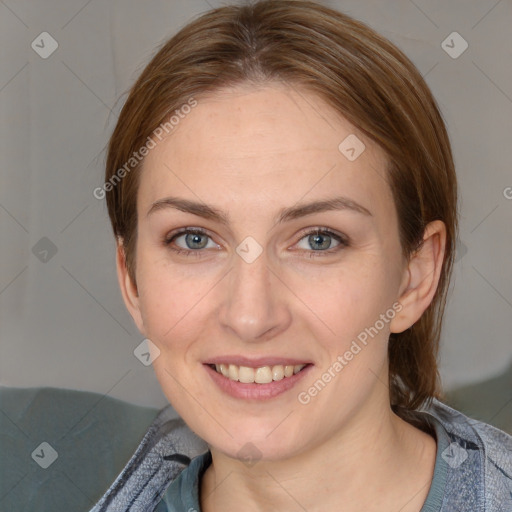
[1,0,511,408]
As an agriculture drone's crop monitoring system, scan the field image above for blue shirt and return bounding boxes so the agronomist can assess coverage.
[160,414,453,511]
[90,399,512,512]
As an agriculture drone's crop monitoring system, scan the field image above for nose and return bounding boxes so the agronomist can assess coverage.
[217,245,292,343]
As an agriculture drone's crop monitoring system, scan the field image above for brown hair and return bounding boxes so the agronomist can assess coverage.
[104,0,458,414]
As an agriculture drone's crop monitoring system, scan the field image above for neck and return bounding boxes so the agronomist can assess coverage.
[200,399,437,512]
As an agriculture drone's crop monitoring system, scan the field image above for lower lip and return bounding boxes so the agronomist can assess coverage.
[204,364,313,400]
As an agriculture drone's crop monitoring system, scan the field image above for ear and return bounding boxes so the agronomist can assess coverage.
[390,220,447,333]
[116,238,145,335]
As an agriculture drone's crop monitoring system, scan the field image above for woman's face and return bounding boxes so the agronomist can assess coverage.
[121,83,412,461]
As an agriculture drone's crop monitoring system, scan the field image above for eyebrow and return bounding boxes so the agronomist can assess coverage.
[146,195,372,225]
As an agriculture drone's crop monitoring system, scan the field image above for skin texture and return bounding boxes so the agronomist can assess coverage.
[117,82,446,511]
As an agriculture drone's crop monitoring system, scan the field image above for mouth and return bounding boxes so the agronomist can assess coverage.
[207,362,309,384]
[203,355,313,400]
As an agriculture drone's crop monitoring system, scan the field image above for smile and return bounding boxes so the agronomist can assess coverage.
[210,363,308,384]
[204,360,313,400]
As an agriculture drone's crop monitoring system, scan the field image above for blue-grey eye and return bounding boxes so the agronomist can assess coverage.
[309,233,331,250]
[182,232,209,249]
[167,229,218,251]
[296,230,343,251]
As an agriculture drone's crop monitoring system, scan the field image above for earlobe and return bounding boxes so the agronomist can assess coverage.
[116,239,145,335]
[390,220,447,333]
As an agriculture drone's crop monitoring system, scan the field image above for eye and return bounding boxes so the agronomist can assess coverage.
[164,227,348,259]
[164,228,219,256]
[295,228,348,257]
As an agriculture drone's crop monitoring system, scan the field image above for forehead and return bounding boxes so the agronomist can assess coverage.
[138,83,392,220]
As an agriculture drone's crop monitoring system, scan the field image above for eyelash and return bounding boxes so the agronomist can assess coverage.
[164,227,349,259]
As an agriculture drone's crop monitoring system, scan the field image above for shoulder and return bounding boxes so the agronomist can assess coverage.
[425,399,512,511]
[428,399,512,465]
[89,406,208,512]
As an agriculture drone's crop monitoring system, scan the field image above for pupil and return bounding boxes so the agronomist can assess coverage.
[186,233,207,249]
[310,233,330,250]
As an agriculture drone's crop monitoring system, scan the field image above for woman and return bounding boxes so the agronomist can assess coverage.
[91,1,512,510]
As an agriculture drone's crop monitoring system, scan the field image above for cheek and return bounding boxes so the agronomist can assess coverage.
[135,251,226,358]
[293,258,393,341]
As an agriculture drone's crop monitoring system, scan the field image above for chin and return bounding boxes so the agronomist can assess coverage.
[202,418,311,462]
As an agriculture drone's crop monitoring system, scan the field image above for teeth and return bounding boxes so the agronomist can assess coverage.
[238,366,255,383]
[228,364,239,381]
[212,363,307,383]
[272,365,284,381]
[255,366,273,384]
[219,363,229,377]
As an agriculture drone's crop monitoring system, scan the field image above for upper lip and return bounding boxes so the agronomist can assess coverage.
[204,356,312,367]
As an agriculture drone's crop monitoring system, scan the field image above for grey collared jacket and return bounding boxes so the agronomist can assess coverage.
[89,399,512,511]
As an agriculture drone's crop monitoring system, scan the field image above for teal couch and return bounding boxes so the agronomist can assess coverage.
[0,386,159,511]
